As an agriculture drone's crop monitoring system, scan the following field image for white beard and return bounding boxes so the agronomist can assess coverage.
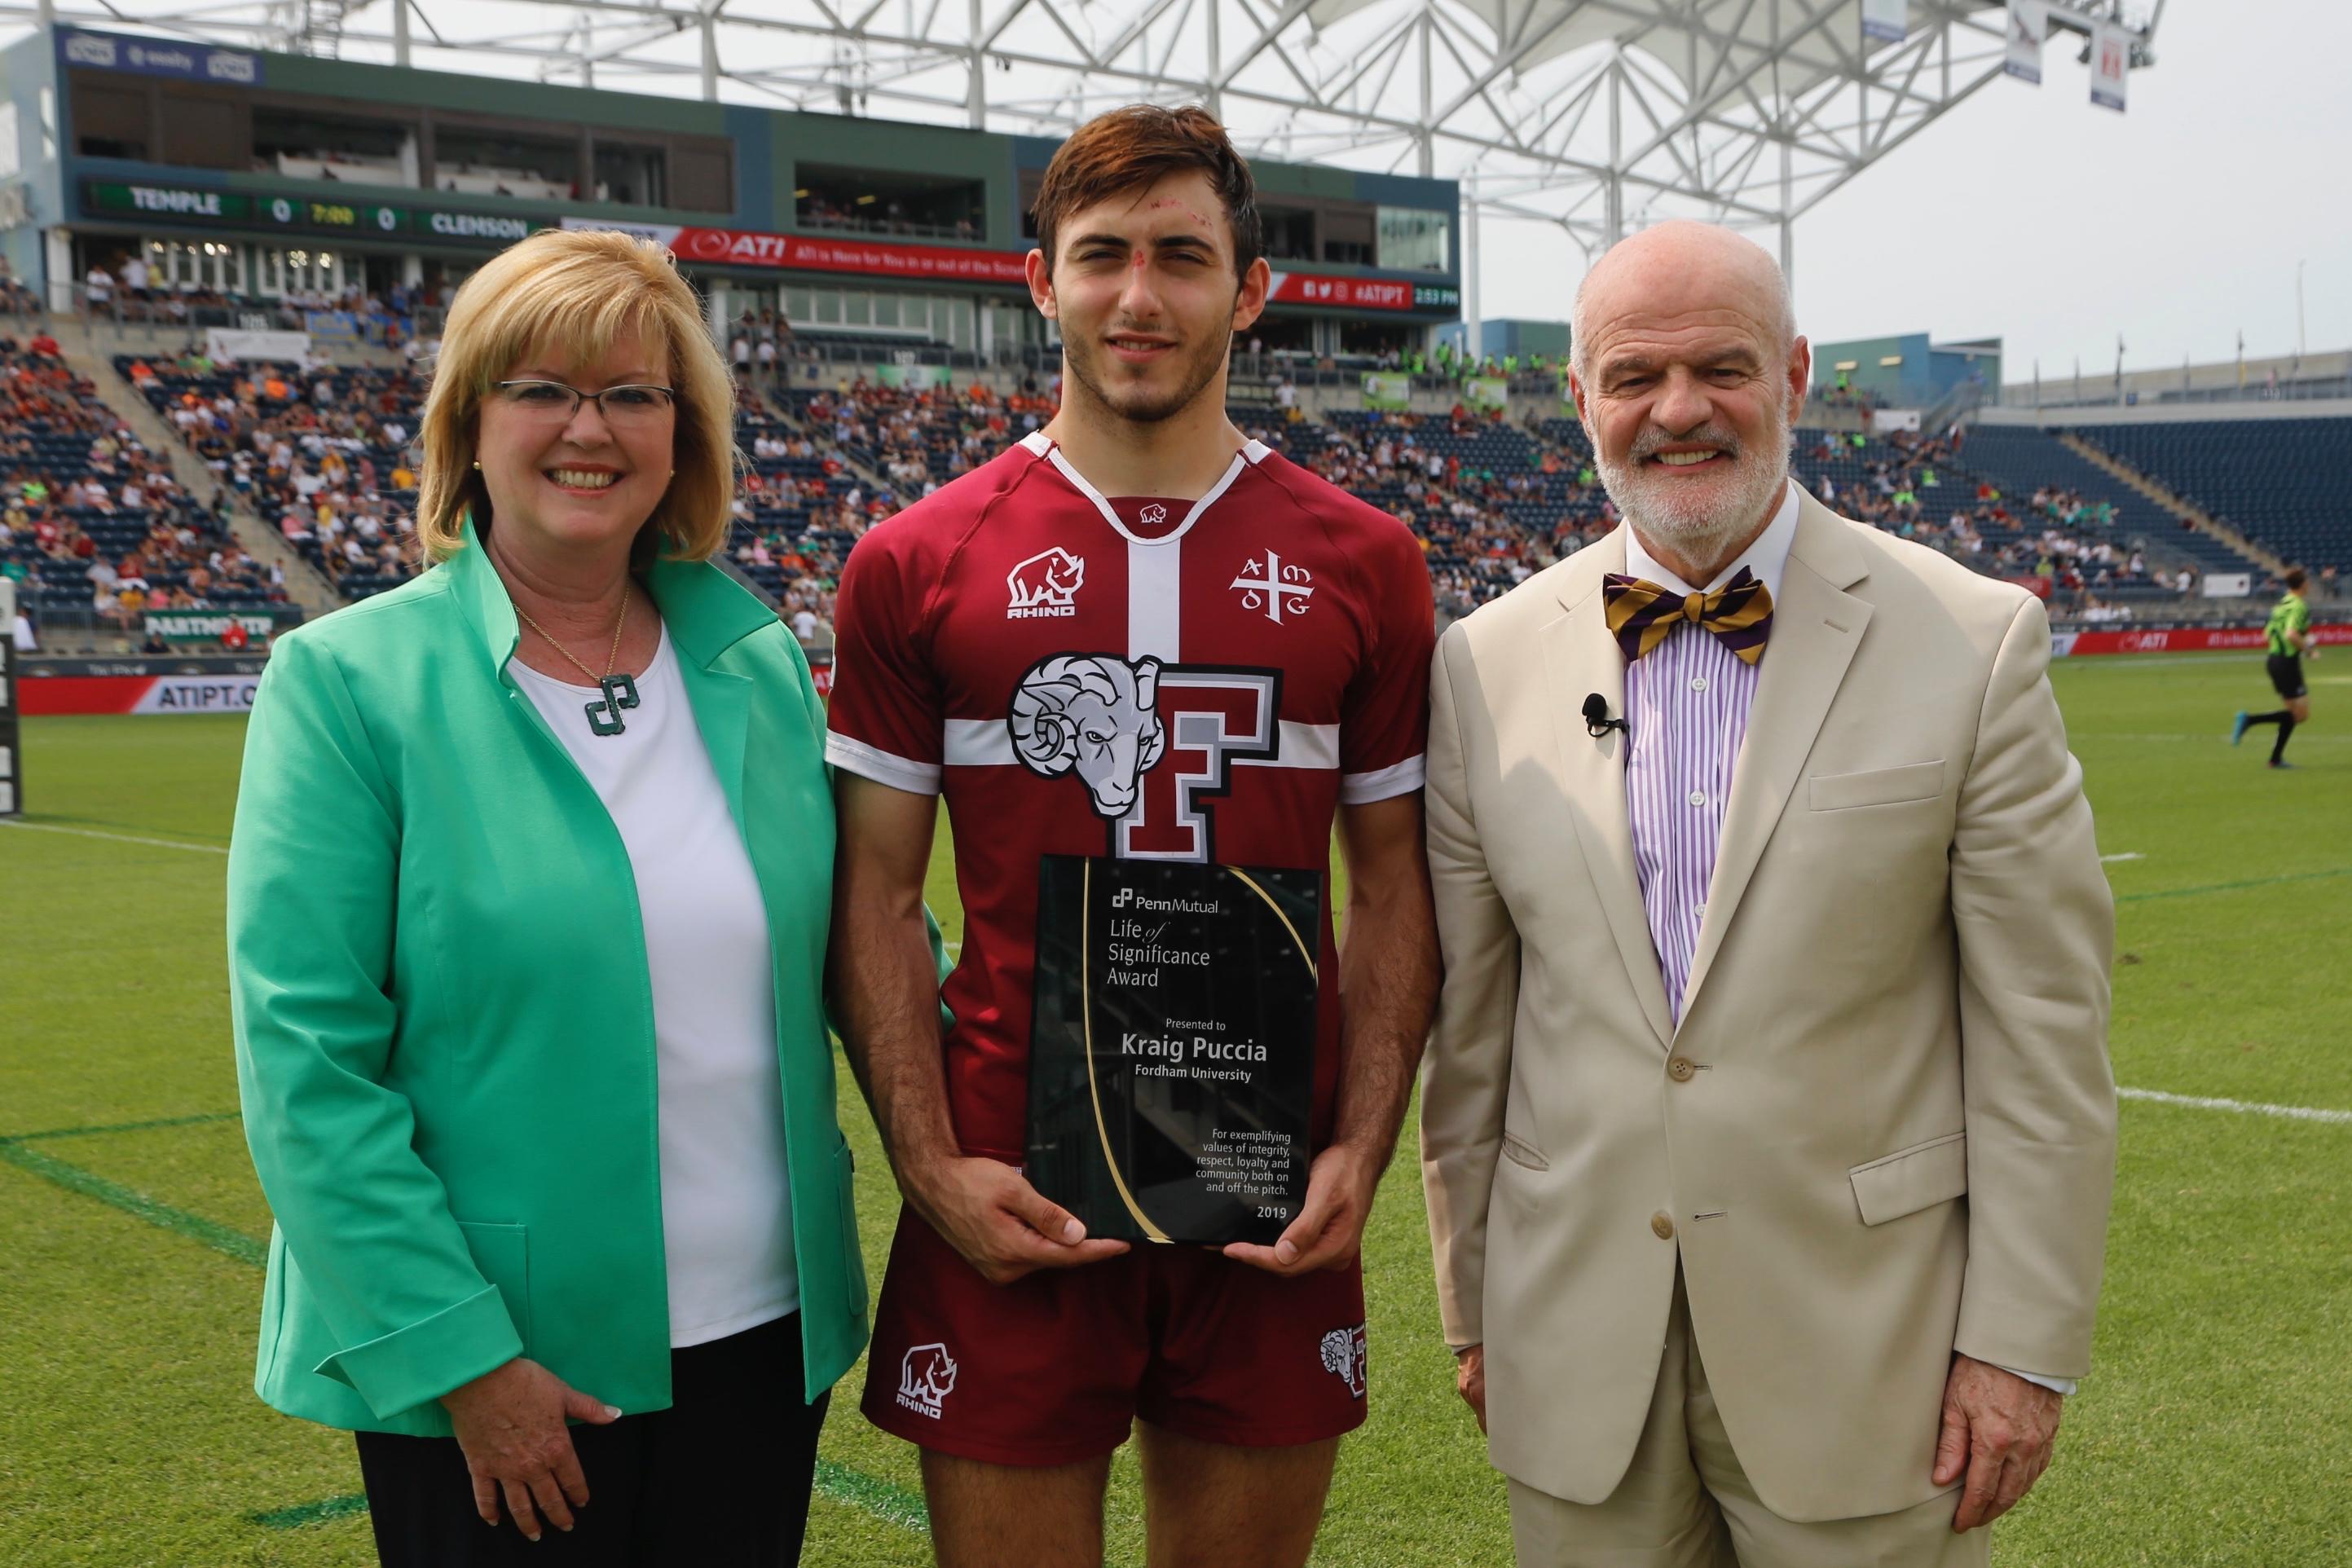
[1595,403,1793,566]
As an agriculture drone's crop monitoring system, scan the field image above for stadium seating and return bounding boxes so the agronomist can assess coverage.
[2,338,282,633]
[92,342,2311,644]
[122,353,424,599]
[2072,419,2352,573]
[1959,425,2266,583]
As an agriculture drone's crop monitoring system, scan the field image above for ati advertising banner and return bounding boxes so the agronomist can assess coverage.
[1263,272,1456,313]
[2052,624,2352,658]
[21,672,262,715]
[1361,372,1412,411]
[562,218,1028,285]
[2004,0,2047,84]
[1464,376,1510,411]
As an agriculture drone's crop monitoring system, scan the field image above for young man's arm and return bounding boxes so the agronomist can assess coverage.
[827,773,1128,1285]
[1224,791,1441,1275]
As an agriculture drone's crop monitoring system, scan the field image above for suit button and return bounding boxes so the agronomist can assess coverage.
[1667,1057,1696,1081]
[1651,1212,1676,1240]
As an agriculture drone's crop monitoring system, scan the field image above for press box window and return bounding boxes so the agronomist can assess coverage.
[254,108,414,187]
[1377,208,1450,273]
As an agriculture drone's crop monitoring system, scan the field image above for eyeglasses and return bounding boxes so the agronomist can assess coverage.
[491,379,676,424]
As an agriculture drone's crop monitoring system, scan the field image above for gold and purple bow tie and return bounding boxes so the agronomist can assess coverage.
[1601,568,1774,665]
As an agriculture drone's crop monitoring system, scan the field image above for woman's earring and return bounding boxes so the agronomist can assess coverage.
[472,460,482,471]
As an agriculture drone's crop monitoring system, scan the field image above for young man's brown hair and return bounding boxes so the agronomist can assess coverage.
[1031,104,1263,280]
[2283,566,2307,592]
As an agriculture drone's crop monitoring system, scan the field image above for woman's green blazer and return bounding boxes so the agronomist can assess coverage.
[228,523,868,1436]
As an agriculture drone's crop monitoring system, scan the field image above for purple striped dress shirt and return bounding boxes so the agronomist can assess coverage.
[1621,482,1799,1024]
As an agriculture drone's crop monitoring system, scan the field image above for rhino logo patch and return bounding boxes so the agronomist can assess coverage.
[896,1341,959,1419]
[1006,547,1086,619]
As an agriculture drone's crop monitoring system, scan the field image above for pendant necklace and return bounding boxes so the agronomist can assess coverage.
[514,592,639,737]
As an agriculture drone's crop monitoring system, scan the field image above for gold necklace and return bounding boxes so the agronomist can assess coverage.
[513,592,640,738]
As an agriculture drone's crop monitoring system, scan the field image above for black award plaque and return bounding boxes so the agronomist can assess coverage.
[1025,855,1322,1246]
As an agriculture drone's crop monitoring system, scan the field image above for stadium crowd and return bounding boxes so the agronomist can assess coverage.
[81,343,2244,649]
[126,353,424,598]
[0,335,285,644]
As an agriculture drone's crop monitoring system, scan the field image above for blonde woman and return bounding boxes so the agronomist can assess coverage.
[229,228,865,1565]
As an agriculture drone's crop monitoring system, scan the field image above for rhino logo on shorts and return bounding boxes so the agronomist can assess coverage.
[1006,547,1086,619]
[1319,1325,1368,1399]
[896,1342,958,1419]
[1008,654,1166,818]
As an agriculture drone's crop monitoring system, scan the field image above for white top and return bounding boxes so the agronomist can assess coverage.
[509,627,799,1347]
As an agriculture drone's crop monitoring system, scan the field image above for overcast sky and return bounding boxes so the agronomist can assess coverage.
[1475,1,2352,381]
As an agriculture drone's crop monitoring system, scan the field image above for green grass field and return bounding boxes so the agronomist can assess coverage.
[3,651,2348,1566]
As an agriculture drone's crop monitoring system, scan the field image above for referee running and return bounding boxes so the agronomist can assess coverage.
[2233,567,2318,769]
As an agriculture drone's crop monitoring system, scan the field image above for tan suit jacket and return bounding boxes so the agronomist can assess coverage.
[1420,491,2117,1524]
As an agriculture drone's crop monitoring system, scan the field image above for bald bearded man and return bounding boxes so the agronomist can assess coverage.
[1418,222,2117,1566]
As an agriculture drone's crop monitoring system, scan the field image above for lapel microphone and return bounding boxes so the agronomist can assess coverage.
[1583,693,1630,739]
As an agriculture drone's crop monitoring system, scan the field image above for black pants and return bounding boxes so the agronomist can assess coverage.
[356,1313,830,1567]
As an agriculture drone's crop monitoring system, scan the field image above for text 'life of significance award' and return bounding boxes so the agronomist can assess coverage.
[1025,855,1322,1245]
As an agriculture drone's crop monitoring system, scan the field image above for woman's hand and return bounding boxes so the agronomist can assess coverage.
[440,1358,622,1541]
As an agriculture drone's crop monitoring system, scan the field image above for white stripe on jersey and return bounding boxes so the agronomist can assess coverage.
[944,716,1341,771]
[1130,540,1180,660]
[1339,755,1428,804]
[825,732,941,795]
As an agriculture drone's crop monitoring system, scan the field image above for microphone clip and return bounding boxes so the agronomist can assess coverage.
[1582,692,1630,739]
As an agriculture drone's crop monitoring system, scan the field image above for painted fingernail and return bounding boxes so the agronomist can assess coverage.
[604,1405,622,1420]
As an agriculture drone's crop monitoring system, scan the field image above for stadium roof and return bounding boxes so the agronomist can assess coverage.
[0,0,2161,261]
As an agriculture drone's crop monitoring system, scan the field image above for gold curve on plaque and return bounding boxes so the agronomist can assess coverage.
[1083,858,1174,1243]
[1227,868,1319,982]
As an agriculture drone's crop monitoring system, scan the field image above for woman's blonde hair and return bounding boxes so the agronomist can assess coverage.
[414,227,736,564]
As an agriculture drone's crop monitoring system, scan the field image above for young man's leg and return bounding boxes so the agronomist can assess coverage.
[922,1450,1114,1568]
[1135,1424,1340,1568]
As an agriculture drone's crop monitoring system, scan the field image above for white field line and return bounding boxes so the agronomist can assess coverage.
[2099,852,2145,863]
[0,820,227,855]
[2084,732,2352,745]
[2119,1087,2352,1125]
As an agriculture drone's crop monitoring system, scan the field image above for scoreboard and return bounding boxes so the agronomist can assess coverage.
[81,181,543,247]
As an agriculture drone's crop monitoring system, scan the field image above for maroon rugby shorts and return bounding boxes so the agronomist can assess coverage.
[861,1202,1370,1465]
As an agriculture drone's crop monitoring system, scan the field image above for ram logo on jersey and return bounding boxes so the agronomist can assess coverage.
[1009,654,1166,817]
[1006,547,1087,619]
[1007,654,1281,862]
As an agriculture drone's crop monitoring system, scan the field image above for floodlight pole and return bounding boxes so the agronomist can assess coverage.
[1462,185,1481,368]
[392,0,408,67]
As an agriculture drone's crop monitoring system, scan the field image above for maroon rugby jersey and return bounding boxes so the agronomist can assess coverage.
[826,430,1435,1161]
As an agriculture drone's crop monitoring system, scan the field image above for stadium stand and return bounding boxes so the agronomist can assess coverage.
[90,341,2303,641]
[2072,419,2352,573]
[121,353,425,599]
[1,336,284,636]
[1958,424,2266,584]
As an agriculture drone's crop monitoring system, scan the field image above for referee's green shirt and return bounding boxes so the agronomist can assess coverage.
[2265,592,2310,658]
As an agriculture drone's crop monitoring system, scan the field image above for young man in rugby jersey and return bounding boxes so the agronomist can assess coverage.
[2232,566,2319,769]
[823,105,1440,1566]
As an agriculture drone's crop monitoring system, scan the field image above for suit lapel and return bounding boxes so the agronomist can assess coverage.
[1539,539,1676,1051]
[1679,499,1873,1024]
